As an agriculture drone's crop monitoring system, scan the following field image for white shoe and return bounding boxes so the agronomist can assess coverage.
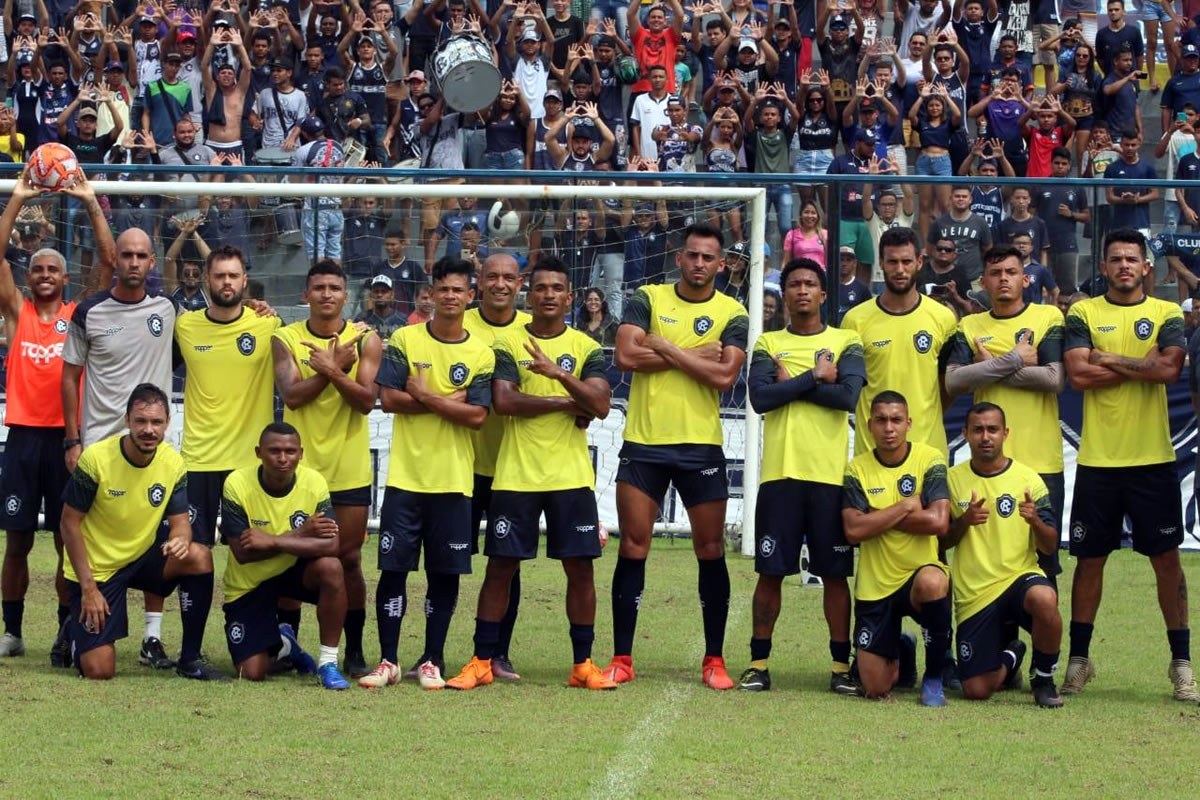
[1168,659,1200,702]
[357,660,401,689]
[0,632,25,657]
[1061,656,1095,694]
[417,660,445,690]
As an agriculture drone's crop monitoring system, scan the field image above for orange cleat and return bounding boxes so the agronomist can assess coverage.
[445,656,493,690]
[702,655,735,690]
[569,659,619,690]
[601,655,636,684]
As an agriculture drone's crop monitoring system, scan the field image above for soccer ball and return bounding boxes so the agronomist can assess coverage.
[488,201,520,240]
[28,143,82,191]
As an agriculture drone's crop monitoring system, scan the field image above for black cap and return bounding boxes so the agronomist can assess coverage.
[300,115,325,137]
[164,53,184,63]
[269,59,293,70]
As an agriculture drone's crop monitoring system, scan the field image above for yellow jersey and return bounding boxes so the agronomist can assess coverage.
[463,306,532,478]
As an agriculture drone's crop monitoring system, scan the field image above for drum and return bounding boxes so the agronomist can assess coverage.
[386,157,421,184]
[252,146,295,208]
[253,146,302,246]
[275,203,302,246]
[430,34,500,113]
[342,136,367,169]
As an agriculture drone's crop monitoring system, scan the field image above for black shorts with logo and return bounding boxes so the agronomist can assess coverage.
[377,487,473,575]
[330,484,372,507]
[956,573,1055,681]
[1038,471,1065,581]
[853,565,946,660]
[470,473,493,555]
[223,558,319,665]
[1069,463,1184,558]
[616,442,728,509]
[755,479,852,578]
[67,542,178,656]
[187,469,232,547]
[0,425,69,533]
[486,488,603,561]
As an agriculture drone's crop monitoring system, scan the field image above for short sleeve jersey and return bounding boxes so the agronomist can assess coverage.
[463,307,532,479]
[621,284,750,447]
[174,309,282,472]
[750,326,866,486]
[842,442,950,601]
[1064,296,1186,467]
[219,464,333,603]
[841,296,958,455]
[947,303,1065,473]
[62,435,188,583]
[271,320,374,492]
[376,322,494,495]
[948,459,1053,624]
[492,326,608,493]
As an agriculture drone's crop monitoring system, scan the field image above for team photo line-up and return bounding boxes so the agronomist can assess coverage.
[0,172,1194,707]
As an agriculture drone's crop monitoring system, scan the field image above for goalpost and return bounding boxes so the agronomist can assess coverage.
[0,177,768,558]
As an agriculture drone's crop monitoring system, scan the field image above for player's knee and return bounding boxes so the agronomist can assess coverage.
[80,649,116,680]
[915,568,948,599]
[237,660,268,682]
[186,544,214,574]
[1149,547,1181,573]
[1026,586,1059,617]
[338,546,363,571]
[693,540,725,561]
[313,556,345,590]
[961,677,994,701]
[4,530,35,558]
[562,558,594,583]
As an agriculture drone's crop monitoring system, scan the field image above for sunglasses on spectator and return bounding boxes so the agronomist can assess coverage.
[935,245,956,252]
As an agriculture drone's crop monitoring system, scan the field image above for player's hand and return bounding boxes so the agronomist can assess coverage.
[299,512,339,539]
[962,491,989,526]
[1013,329,1038,366]
[13,165,47,203]
[161,535,191,561]
[972,336,991,363]
[1186,207,1200,225]
[64,443,82,473]
[302,337,344,377]
[1057,203,1072,218]
[690,341,723,361]
[59,170,95,202]
[811,350,837,383]
[245,298,276,317]
[1018,489,1038,524]
[523,337,564,379]
[80,585,110,634]
[238,528,275,551]
[405,364,431,401]
[771,355,790,383]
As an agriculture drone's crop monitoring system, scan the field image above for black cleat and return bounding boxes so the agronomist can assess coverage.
[1002,640,1027,691]
[139,637,175,669]
[176,655,231,681]
[830,670,859,696]
[1032,677,1064,708]
[736,666,771,691]
[941,658,963,692]
[50,621,72,668]
[343,651,370,679]
[897,633,918,689]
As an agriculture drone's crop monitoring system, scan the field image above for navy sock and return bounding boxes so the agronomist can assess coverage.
[697,557,730,658]
[750,636,772,662]
[1032,648,1060,678]
[570,623,594,664]
[57,604,70,628]
[1167,628,1190,661]
[423,572,459,663]
[177,572,213,663]
[830,639,851,666]
[375,570,407,665]
[611,557,646,657]
[496,568,520,658]
[918,597,951,680]
[472,618,501,661]
[1000,646,1019,676]
[276,606,301,635]
[343,608,365,657]
[2,600,23,638]
[1069,621,1093,659]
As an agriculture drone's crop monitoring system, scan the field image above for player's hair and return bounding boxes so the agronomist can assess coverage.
[878,225,919,256]
[205,245,246,273]
[1103,228,1148,260]
[1051,146,1072,161]
[983,245,1023,267]
[126,383,169,417]
[431,256,473,284]
[306,259,346,286]
[325,65,346,81]
[870,390,908,412]
[528,255,569,287]
[259,421,301,444]
[682,221,724,249]
[965,401,1007,428]
[30,247,66,271]
[780,258,826,290]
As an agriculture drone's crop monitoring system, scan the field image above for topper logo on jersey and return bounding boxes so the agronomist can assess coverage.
[759,536,776,558]
[237,332,256,356]
[1134,318,1154,341]
[54,318,68,334]
[556,354,577,373]
[147,314,165,337]
[493,516,512,539]
[449,362,469,386]
[19,340,64,365]
[290,511,309,529]
[5,495,20,516]
[694,316,714,336]
[228,622,245,644]
[997,493,1016,518]
[897,474,916,497]
[913,330,933,354]
[1015,328,1034,346]
[147,483,166,507]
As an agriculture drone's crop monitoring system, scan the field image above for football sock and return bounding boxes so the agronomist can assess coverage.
[375,570,407,665]
[1001,646,1019,676]
[611,556,646,657]
[1167,628,1190,661]
[343,608,365,657]
[570,623,594,664]
[2,600,22,638]
[1069,621,1093,659]
[276,607,301,635]
[1032,648,1059,678]
[177,572,213,663]
[918,597,951,679]
[318,645,338,669]
[472,618,500,661]
[830,639,851,674]
[750,636,771,670]
[57,605,70,628]
[423,572,459,663]
[144,611,163,641]
[496,568,521,658]
[697,557,730,658]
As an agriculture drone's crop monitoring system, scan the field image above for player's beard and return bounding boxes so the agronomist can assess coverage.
[883,271,914,295]
[210,287,244,308]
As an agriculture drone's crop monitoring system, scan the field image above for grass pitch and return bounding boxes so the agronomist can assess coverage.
[0,539,1197,798]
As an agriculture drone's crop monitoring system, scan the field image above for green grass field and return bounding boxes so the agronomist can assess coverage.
[1,539,1197,798]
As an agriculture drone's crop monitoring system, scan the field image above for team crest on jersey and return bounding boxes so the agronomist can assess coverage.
[147,314,164,337]
[54,318,68,334]
[147,483,166,507]
[1133,318,1154,340]
[290,511,309,529]
[814,348,833,364]
[693,315,713,336]
[228,622,245,644]
[4,495,19,516]
[959,641,973,662]
[897,474,916,497]
[996,494,1016,518]
[913,330,933,354]
[1071,521,1086,543]
[237,332,256,356]
[1015,328,1034,346]
[449,362,470,386]
[557,354,577,374]
[493,516,512,539]
[380,532,394,553]
[759,535,776,558]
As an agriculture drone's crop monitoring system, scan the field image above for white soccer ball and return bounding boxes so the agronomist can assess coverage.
[488,201,520,240]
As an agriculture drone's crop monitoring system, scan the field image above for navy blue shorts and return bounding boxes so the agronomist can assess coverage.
[470,473,493,555]
[377,487,472,575]
[755,479,852,577]
[67,543,178,656]
[616,443,728,509]
[186,469,231,547]
[330,484,372,507]
[486,488,602,561]
[956,573,1055,681]
[0,425,69,533]
[223,558,318,666]
[1069,463,1183,558]
[853,566,944,660]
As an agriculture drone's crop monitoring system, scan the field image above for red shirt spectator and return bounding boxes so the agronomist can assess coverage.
[628,1,685,95]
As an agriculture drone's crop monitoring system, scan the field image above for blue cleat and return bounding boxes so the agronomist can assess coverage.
[278,624,316,674]
[920,677,948,707]
[318,662,350,690]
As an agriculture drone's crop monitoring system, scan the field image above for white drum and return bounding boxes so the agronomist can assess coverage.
[430,34,500,113]
[253,146,302,245]
[252,146,295,208]
[342,137,367,169]
[386,157,421,184]
[275,203,302,246]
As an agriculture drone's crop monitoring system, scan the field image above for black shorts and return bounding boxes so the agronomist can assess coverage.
[755,479,852,578]
[1039,471,1064,580]
[1069,463,1184,558]
[956,573,1055,681]
[0,425,69,533]
[377,487,473,575]
[66,543,178,656]
[853,565,945,660]
[223,559,319,666]
[330,485,372,507]
[486,488,603,561]
[616,443,728,509]
[186,469,231,547]
[470,473,493,555]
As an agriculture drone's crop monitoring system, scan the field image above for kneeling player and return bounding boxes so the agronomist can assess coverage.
[220,423,350,689]
[61,384,225,681]
[842,392,952,705]
[740,259,866,693]
[446,258,617,690]
[946,402,1064,707]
